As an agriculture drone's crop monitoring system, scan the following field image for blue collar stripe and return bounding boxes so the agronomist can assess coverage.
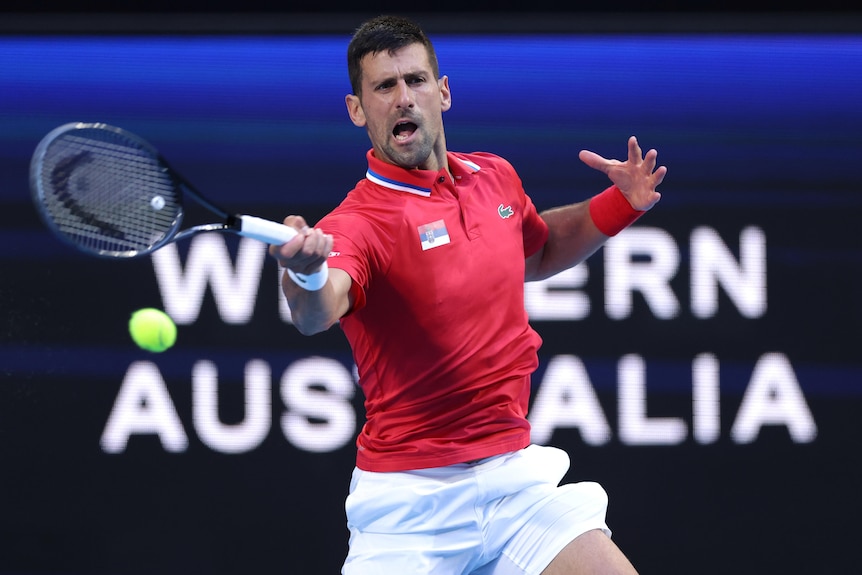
[366,169,432,197]
[458,158,481,172]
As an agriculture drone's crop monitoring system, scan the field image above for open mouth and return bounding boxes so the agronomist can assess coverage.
[393,121,418,141]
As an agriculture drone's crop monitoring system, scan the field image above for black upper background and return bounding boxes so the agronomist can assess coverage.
[2,4,861,35]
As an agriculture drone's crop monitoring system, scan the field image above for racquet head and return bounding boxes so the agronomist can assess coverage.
[30,122,184,258]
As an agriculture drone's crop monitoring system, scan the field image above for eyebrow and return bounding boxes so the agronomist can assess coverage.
[367,69,428,90]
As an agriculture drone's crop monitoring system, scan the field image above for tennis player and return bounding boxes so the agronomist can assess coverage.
[270,14,665,575]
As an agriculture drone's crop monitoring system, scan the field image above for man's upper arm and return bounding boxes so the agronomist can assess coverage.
[329,267,357,318]
[524,245,545,282]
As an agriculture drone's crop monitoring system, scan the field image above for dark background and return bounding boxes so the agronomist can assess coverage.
[1,7,861,575]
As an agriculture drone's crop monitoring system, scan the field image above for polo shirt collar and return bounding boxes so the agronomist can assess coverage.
[364,149,480,197]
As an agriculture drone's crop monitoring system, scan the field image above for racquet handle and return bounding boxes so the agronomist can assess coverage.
[237,215,330,282]
[237,215,300,245]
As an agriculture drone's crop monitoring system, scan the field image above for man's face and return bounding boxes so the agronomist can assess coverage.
[345,43,451,172]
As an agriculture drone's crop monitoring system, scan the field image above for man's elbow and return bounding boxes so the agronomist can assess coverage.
[291,313,335,336]
[286,269,351,336]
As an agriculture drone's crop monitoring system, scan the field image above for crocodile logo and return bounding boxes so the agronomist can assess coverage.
[498,204,514,219]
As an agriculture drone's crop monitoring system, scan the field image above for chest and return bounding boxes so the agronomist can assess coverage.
[379,178,526,312]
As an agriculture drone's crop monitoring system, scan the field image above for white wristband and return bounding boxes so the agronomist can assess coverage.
[286,264,329,291]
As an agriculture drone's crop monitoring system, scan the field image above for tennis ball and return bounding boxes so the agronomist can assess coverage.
[129,308,177,353]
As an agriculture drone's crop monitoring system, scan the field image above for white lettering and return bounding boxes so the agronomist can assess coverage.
[618,354,688,445]
[280,356,356,453]
[691,226,767,319]
[101,352,814,456]
[692,353,721,444]
[192,359,272,454]
[529,355,611,445]
[100,361,189,453]
[524,266,590,321]
[731,353,817,443]
[277,268,294,323]
[152,236,268,324]
[604,227,681,320]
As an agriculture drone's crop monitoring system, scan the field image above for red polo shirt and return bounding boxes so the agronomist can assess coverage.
[318,149,549,472]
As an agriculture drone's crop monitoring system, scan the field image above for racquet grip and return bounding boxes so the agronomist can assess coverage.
[237,215,299,245]
[238,215,330,283]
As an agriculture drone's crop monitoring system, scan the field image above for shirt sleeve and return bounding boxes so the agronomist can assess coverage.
[315,209,372,315]
[521,192,549,258]
[472,150,549,259]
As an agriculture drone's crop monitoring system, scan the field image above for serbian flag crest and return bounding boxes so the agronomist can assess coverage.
[418,219,450,251]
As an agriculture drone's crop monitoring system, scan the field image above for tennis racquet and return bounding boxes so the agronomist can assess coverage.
[30,122,311,261]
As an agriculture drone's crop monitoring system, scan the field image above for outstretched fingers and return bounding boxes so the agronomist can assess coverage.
[647,150,667,187]
[626,136,667,188]
[579,136,667,211]
[627,135,643,165]
[578,149,618,174]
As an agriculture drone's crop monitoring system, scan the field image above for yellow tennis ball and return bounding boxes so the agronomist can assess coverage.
[129,308,177,353]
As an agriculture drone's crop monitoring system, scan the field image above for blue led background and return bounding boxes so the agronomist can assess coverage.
[4,35,860,206]
[1,27,861,575]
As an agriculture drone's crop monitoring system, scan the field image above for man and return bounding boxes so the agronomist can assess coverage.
[269,14,666,575]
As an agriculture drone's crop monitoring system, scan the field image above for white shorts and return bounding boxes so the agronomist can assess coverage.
[342,444,611,575]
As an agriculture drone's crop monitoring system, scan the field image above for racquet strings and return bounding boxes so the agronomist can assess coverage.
[34,127,183,257]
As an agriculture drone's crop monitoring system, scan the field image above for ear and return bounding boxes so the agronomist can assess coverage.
[345,94,366,127]
[439,75,452,112]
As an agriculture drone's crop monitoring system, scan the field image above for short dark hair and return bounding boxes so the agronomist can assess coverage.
[347,15,440,97]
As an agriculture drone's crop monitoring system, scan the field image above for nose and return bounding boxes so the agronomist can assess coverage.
[395,79,414,109]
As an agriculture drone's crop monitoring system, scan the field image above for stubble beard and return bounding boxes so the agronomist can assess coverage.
[374,109,443,170]
[380,130,437,171]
